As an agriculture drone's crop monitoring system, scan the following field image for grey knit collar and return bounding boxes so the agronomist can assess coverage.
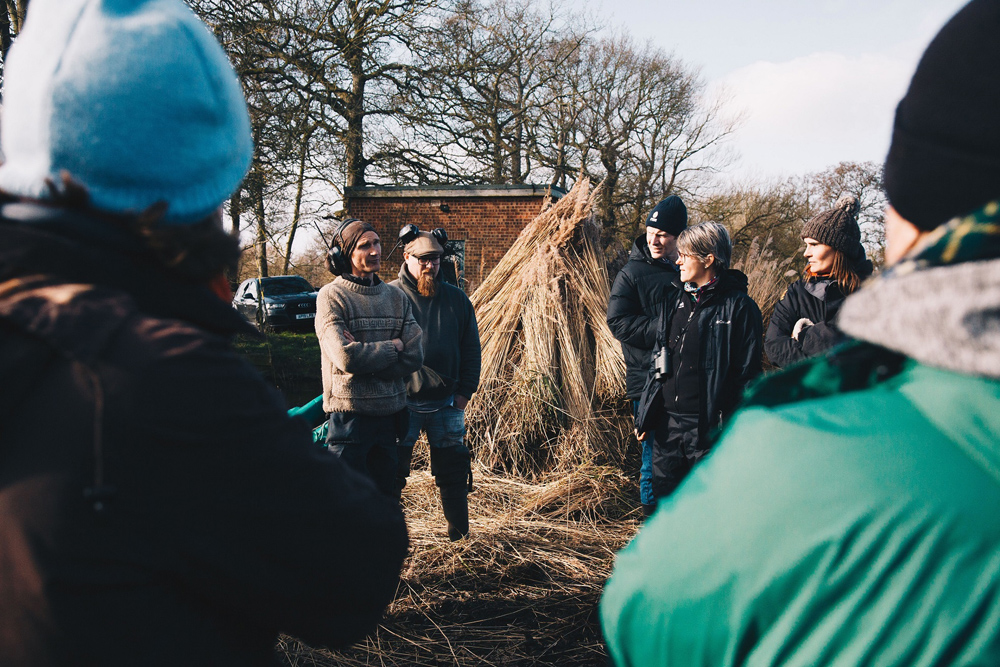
[838,257,1000,379]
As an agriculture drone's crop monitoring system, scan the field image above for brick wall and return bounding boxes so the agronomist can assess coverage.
[346,195,551,292]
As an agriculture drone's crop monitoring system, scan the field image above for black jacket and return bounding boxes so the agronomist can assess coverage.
[765,262,872,368]
[0,204,409,666]
[607,236,683,398]
[391,264,481,402]
[637,270,763,437]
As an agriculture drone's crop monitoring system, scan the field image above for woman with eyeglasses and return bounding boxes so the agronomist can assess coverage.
[636,222,763,501]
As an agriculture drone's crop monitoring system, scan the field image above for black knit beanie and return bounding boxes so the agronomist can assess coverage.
[644,195,687,236]
[883,0,1000,231]
[801,194,865,260]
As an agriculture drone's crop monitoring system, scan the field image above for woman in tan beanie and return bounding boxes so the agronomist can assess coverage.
[765,194,873,368]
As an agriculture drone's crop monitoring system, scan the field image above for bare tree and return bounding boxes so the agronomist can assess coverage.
[693,180,809,268]
[0,0,28,90]
[546,33,737,248]
[388,0,584,185]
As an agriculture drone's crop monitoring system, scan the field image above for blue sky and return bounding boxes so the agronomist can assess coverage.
[594,0,969,180]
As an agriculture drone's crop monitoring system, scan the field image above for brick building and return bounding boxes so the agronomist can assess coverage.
[344,184,565,292]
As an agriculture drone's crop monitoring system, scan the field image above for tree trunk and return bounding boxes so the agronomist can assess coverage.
[255,186,268,278]
[344,3,367,188]
[226,187,242,287]
[282,132,309,275]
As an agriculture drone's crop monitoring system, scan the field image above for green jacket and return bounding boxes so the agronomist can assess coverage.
[602,205,1000,666]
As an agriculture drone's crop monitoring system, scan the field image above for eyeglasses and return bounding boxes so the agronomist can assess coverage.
[415,256,441,266]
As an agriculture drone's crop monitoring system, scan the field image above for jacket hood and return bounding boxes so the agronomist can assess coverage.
[717,268,749,294]
[854,256,875,279]
[628,235,679,271]
[839,203,1000,379]
[0,204,254,361]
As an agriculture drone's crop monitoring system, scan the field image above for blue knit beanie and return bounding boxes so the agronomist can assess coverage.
[0,0,253,224]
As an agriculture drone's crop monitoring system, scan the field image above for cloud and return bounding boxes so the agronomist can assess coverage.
[713,50,919,179]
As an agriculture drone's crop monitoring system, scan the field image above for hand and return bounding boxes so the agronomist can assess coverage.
[392,338,404,352]
[635,429,646,441]
[343,328,356,343]
[791,318,814,341]
[454,394,469,410]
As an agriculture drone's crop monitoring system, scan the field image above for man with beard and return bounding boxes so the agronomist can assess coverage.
[391,230,481,540]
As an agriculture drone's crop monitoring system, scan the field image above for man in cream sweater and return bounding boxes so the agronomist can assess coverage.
[316,219,423,497]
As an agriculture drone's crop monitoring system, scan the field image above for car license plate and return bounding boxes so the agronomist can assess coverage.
[295,313,316,320]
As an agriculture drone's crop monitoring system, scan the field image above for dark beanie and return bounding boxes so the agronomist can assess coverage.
[883,0,1000,231]
[339,219,376,257]
[644,195,687,236]
[801,194,865,260]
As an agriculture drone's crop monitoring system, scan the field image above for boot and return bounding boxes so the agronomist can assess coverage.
[440,487,469,541]
[394,445,414,502]
[641,503,657,519]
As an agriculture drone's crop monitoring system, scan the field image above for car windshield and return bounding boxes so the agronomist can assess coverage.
[261,277,313,296]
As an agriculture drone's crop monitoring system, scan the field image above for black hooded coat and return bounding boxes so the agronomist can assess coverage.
[635,269,763,439]
[765,260,874,368]
[606,236,684,398]
[0,203,408,666]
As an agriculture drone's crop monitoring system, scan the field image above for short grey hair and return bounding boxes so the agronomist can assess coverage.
[677,222,732,271]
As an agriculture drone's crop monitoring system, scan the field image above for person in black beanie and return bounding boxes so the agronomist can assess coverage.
[606,194,687,516]
[765,194,873,367]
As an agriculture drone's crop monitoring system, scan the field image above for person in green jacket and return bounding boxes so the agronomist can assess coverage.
[601,1,1000,664]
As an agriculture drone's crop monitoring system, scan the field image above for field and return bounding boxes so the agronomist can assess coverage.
[235,331,641,666]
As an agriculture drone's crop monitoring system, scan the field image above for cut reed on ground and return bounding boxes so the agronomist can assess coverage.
[277,461,639,667]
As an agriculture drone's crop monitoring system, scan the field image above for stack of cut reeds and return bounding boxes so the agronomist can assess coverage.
[464,178,629,476]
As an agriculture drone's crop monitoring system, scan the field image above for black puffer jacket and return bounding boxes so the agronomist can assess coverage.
[765,260,873,368]
[636,270,763,437]
[607,236,683,398]
[0,204,408,666]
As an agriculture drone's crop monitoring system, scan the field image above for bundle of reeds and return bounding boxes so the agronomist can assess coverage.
[464,178,629,476]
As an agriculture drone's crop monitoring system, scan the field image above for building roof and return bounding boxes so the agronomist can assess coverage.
[344,184,566,199]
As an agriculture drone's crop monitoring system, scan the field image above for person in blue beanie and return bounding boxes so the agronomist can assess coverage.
[0,1,408,665]
[602,1,1000,664]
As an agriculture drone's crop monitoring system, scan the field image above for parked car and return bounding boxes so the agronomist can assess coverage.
[233,275,318,331]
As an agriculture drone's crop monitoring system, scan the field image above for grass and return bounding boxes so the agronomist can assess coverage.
[233,330,323,409]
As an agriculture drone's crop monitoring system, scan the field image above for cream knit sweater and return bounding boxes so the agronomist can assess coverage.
[315,277,423,415]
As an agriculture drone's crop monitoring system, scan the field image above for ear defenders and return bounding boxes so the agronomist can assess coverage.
[388,224,449,260]
[326,217,362,275]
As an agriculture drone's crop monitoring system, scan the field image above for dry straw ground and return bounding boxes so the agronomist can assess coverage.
[279,460,640,666]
